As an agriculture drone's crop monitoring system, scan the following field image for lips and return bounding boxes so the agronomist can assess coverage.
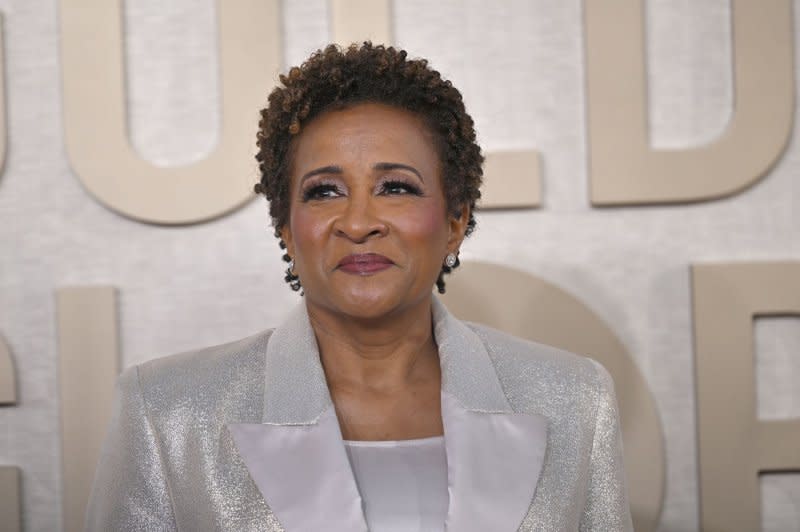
[336,253,394,275]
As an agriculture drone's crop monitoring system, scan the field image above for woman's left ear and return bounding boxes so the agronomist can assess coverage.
[447,205,470,250]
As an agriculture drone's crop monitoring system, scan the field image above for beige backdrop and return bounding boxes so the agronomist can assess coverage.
[0,1,799,531]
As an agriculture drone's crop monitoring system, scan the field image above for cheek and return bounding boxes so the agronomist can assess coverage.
[289,208,330,254]
[395,202,449,249]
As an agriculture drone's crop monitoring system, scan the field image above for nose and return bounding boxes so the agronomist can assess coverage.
[333,190,388,243]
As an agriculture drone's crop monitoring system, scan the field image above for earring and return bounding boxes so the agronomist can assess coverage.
[283,253,301,292]
[277,231,303,294]
[285,262,301,292]
[444,252,458,268]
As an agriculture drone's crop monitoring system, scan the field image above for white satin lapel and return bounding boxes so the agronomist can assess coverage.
[230,302,368,532]
[229,297,547,531]
[433,297,548,532]
[229,409,368,532]
[441,393,547,532]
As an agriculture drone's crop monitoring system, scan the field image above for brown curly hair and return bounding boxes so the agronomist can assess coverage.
[254,42,484,293]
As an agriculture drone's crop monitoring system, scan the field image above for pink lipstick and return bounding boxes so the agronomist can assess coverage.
[337,253,394,275]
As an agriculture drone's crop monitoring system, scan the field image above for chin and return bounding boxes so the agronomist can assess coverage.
[319,281,428,321]
[340,289,404,319]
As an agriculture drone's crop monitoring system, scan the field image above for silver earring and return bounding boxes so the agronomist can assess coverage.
[444,253,457,268]
[285,259,302,292]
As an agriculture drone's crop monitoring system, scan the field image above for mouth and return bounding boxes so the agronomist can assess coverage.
[336,253,395,275]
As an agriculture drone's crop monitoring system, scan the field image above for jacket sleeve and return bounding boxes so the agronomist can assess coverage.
[579,360,634,532]
[85,365,177,531]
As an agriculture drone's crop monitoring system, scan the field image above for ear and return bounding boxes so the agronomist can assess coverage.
[446,204,470,253]
[279,225,295,258]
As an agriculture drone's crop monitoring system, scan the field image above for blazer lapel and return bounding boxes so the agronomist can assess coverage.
[228,297,546,532]
[228,303,368,532]
[433,297,548,532]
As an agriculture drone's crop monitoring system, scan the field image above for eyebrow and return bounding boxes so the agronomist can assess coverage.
[373,162,424,183]
[299,165,343,184]
[299,162,425,185]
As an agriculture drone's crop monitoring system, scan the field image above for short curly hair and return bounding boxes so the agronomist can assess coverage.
[254,42,484,293]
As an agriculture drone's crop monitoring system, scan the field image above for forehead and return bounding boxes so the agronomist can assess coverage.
[289,103,442,179]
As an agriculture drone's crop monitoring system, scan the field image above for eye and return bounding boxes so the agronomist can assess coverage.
[301,183,343,201]
[379,179,423,196]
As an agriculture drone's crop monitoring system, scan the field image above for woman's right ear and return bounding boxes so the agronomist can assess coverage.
[279,225,294,257]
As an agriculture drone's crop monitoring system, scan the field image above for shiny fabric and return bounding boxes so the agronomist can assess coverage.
[85,296,632,531]
[213,298,547,532]
[343,437,448,532]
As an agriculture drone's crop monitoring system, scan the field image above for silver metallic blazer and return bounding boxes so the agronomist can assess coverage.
[86,297,632,531]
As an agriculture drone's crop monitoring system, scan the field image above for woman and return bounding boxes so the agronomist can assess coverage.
[86,43,632,531]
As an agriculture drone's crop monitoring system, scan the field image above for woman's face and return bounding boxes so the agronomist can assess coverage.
[281,102,468,320]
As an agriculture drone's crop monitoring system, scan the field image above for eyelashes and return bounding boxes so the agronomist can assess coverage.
[300,177,424,201]
[379,179,423,196]
[301,181,343,201]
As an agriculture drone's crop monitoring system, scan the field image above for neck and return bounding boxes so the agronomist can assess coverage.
[306,296,439,392]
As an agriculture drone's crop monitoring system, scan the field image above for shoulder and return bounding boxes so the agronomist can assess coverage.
[464,320,600,382]
[464,321,610,416]
[119,329,274,422]
[137,328,273,383]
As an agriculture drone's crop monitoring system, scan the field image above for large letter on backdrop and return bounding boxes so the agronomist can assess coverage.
[329,0,541,209]
[0,466,20,532]
[60,0,282,224]
[57,287,120,532]
[0,333,14,405]
[0,14,7,176]
[441,262,664,532]
[0,332,20,531]
[585,0,794,204]
[331,0,392,46]
[692,262,800,531]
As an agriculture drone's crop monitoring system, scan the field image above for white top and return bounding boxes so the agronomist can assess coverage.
[343,436,449,532]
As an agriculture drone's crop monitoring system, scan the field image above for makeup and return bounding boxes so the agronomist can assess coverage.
[336,253,394,275]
